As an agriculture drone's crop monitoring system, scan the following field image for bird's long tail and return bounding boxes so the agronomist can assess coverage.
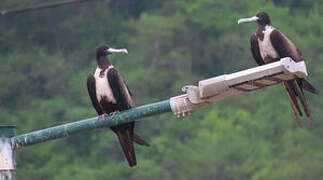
[283,79,315,128]
[133,133,150,146]
[283,81,303,127]
[299,78,319,95]
[113,123,137,167]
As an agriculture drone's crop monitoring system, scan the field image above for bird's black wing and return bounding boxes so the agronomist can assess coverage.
[114,127,137,167]
[125,82,133,97]
[250,34,265,65]
[109,70,150,146]
[269,30,291,59]
[87,74,103,115]
[271,29,318,94]
[270,30,315,127]
[270,29,306,62]
[107,68,137,166]
[107,68,135,110]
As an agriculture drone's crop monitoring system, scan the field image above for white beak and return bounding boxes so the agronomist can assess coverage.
[238,16,259,24]
[107,48,128,54]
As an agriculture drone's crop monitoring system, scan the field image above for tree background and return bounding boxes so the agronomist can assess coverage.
[0,0,322,179]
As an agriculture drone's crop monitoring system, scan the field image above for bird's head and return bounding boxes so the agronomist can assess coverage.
[96,44,128,59]
[238,12,271,26]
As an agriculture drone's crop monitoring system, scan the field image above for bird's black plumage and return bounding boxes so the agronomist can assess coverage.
[239,12,318,127]
[87,44,149,167]
[87,75,103,115]
[250,34,265,66]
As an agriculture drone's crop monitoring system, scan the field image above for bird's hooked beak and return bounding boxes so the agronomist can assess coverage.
[238,16,259,24]
[106,48,128,55]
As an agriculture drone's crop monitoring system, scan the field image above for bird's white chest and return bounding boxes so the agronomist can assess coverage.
[94,66,117,104]
[258,25,279,61]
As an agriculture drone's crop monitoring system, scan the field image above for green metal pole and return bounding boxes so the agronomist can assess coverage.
[13,100,170,149]
[0,126,16,180]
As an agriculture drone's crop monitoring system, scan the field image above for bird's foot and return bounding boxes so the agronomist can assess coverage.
[97,113,108,120]
[109,111,120,119]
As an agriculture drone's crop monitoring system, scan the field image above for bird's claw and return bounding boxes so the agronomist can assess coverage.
[97,113,108,120]
[110,111,120,119]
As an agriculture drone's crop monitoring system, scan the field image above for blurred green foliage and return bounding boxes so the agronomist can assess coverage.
[0,0,322,179]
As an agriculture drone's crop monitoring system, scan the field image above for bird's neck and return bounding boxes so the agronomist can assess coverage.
[97,56,112,69]
[257,23,272,31]
[256,24,271,41]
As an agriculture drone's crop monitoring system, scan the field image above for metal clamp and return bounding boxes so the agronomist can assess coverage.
[169,94,205,117]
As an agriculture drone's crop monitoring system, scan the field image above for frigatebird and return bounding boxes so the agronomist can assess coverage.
[238,12,318,127]
[87,44,149,167]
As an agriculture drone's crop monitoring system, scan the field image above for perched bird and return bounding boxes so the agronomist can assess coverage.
[87,44,149,167]
[238,12,318,127]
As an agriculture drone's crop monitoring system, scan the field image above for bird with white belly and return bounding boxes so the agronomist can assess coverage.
[87,44,149,167]
[238,12,318,127]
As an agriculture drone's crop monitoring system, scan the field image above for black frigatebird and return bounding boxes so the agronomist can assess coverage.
[238,12,318,127]
[87,44,149,167]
